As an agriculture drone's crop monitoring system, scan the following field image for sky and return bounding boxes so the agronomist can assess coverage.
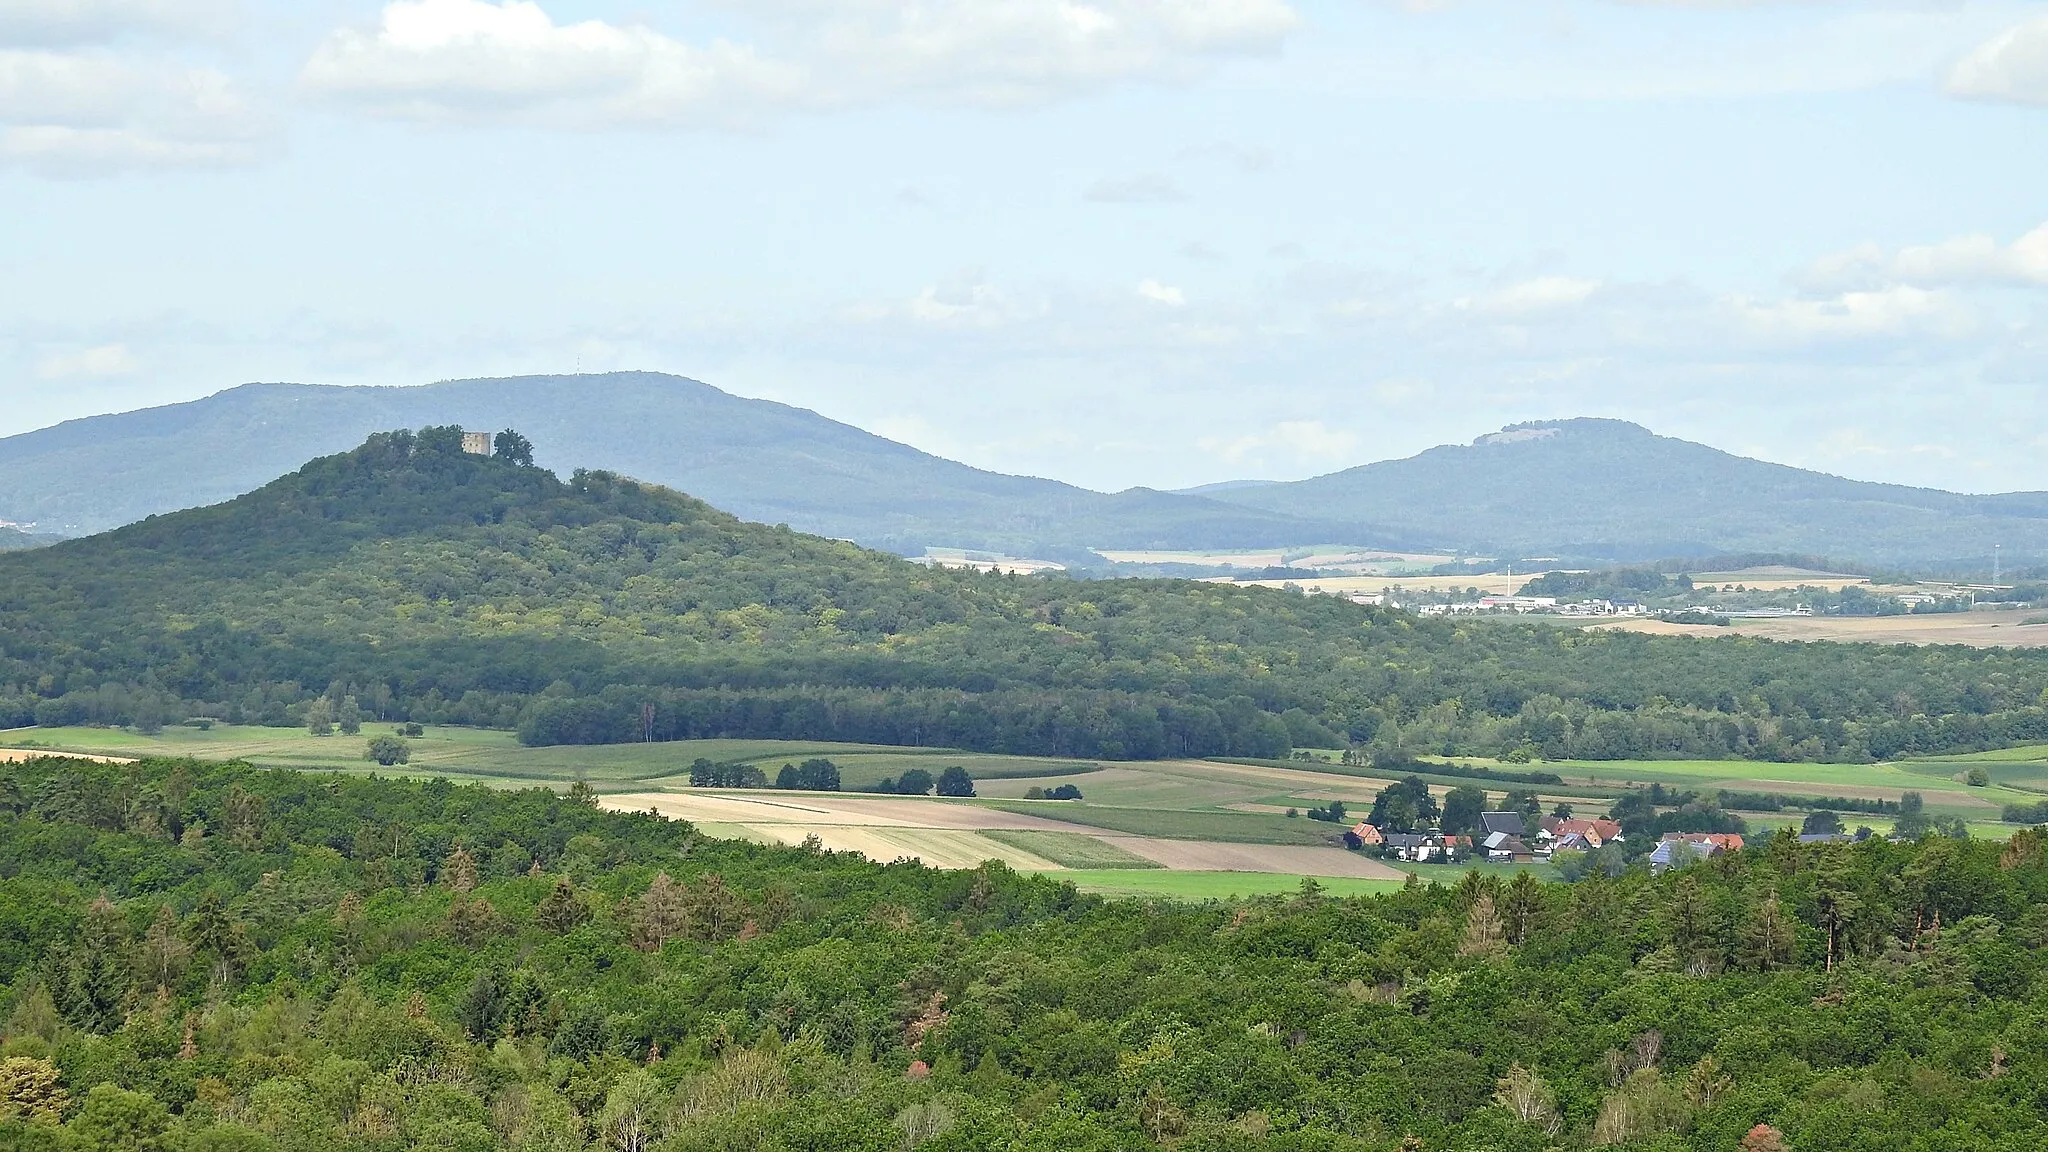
[3,0,2048,495]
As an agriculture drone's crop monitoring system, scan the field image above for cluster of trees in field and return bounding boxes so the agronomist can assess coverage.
[7,755,2048,1150]
[6,430,2048,765]
[2004,799,2048,824]
[873,767,975,797]
[680,758,976,797]
[1520,568,1690,602]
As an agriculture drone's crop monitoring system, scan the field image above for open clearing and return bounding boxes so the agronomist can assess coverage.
[1099,839,1401,878]
[979,830,1161,869]
[0,747,135,764]
[601,789,1403,880]
[14,723,2043,877]
[0,725,1100,791]
[1595,612,2048,649]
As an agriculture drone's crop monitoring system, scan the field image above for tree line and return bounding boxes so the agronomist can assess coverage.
[5,755,2048,1149]
[5,430,2048,765]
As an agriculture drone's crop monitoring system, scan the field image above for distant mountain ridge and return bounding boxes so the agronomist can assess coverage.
[0,526,57,553]
[1202,417,2048,566]
[0,372,1365,555]
[7,382,2046,566]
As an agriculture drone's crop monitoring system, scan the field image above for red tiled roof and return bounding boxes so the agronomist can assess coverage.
[1662,832,1744,851]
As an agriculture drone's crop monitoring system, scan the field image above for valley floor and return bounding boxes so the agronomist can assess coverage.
[8,722,2047,895]
[1595,610,2048,648]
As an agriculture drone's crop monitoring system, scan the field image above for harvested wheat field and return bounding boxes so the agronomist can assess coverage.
[1598,613,2048,649]
[0,748,136,764]
[600,790,1404,879]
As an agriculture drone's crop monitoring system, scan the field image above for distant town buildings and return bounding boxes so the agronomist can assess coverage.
[1415,596,1648,619]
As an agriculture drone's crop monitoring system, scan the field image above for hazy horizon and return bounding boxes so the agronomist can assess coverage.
[6,0,2048,495]
[9,374,2046,503]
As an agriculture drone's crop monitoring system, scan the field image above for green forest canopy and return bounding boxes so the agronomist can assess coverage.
[2,429,2047,763]
[5,755,2048,1150]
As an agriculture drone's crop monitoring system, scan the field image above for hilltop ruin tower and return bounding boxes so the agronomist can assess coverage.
[460,431,491,456]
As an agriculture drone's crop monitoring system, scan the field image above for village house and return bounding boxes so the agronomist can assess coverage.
[1482,831,1533,862]
[1478,811,1530,838]
[1539,816,1623,849]
[1381,831,1446,862]
[1650,832,1745,874]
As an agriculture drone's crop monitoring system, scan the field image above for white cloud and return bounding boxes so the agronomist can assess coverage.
[1724,285,1970,344]
[1806,223,2048,290]
[769,0,1299,104]
[1949,16,2048,105]
[36,343,138,379]
[1136,279,1186,306]
[1199,419,1358,464]
[303,0,1299,125]
[301,0,795,126]
[895,271,1026,328]
[0,48,267,173]
[1459,276,1601,316]
[1084,171,1187,202]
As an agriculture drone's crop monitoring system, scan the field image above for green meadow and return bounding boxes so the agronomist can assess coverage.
[0,724,1098,792]
[9,724,2046,856]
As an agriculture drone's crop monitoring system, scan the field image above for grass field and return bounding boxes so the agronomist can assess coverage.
[979,830,1161,869]
[600,791,1398,878]
[1404,754,2033,818]
[1597,612,2048,649]
[12,722,2044,875]
[979,800,1347,846]
[1048,870,1407,900]
[0,725,1102,792]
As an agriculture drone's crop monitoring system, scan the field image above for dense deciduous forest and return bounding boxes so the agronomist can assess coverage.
[3,430,2048,763]
[5,755,2048,1150]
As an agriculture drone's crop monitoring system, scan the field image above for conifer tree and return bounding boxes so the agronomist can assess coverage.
[1460,893,1508,959]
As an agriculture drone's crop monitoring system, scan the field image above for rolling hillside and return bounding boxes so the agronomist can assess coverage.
[4,428,2048,766]
[9,382,2047,566]
[1201,418,2048,565]
[0,372,1359,555]
[0,526,55,553]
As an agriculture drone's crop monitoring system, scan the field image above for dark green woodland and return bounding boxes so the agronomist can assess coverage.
[3,429,2048,764]
[4,755,2048,1150]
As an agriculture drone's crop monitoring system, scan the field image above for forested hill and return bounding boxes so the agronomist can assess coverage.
[1202,418,2048,565]
[0,526,54,553]
[0,372,1358,555]
[6,754,2048,1150]
[5,428,2048,763]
